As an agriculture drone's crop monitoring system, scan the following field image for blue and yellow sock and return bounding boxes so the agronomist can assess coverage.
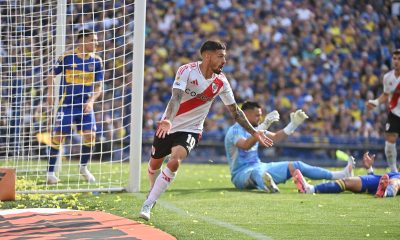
[80,144,93,166]
[48,143,60,172]
[314,179,346,193]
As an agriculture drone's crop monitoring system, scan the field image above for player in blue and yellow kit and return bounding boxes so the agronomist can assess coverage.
[295,151,400,197]
[47,29,103,184]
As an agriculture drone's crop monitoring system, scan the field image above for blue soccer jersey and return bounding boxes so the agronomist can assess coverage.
[360,172,400,194]
[224,123,260,177]
[52,48,103,134]
[53,48,103,107]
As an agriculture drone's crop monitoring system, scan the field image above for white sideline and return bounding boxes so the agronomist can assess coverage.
[134,193,272,240]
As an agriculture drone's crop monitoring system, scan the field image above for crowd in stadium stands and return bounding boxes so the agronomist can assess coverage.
[142,0,394,146]
[0,0,397,158]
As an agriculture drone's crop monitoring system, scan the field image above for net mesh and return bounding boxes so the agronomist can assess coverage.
[0,0,135,192]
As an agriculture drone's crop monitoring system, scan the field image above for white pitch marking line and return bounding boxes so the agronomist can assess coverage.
[134,193,272,240]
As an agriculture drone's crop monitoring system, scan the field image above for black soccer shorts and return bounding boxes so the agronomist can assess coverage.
[385,112,400,135]
[151,131,201,159]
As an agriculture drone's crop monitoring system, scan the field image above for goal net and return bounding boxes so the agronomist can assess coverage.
[0,0,144,193]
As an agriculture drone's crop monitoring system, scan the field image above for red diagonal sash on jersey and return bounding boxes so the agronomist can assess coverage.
[176,78,223,116]
[389,81,400,110]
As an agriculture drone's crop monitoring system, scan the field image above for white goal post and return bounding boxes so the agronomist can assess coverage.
[0,0,145,193]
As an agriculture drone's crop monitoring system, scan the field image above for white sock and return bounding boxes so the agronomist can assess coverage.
[331,161,353,179]
[145,167,176,205]
[385,141,398,172]
[147,162,161,190]
[308,185,315,194]
[331,170,346,180]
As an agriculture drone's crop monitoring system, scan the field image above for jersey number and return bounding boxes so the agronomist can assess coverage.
[186,134,196,152]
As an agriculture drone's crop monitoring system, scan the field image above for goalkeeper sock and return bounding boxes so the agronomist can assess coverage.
[385,141,398,172]
[314,180,345,193]
[292,161,332,180]
[148,162,161,190]
[80,144,92,167]
[48,146,59,172]
[145,167,176,204]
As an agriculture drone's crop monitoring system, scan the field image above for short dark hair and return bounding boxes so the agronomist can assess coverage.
[241,101,261,111]
[200,40,226,54]
[77,29,96,42]
[393,49,400,55]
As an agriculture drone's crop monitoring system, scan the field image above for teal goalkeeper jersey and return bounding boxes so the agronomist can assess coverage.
[224,123,261,177]
[53,48,103,107]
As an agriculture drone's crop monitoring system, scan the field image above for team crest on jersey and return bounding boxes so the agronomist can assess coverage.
[88,63,94,72]
[386,123,390,131]
[212,83,218,94]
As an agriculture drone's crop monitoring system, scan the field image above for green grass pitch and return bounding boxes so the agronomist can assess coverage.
[1,162,399,239]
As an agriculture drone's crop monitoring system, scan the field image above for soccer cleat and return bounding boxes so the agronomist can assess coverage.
[384,184,398,198]
[139,202,155,221]
[293,169,312,194]
[262,172,279,193]
[375,174,389,198]
[80,166,96,183]
[47,172,60,184]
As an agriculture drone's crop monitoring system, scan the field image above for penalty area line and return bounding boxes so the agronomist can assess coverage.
[134,193,272,240]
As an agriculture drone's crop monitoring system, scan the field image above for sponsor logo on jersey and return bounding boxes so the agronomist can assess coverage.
[185,88,213,102]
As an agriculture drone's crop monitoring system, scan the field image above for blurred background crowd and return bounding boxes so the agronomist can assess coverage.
[143,0,395,147]
[0,0,398,162]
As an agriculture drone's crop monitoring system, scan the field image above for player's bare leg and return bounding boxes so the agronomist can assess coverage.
[140,146,187,221]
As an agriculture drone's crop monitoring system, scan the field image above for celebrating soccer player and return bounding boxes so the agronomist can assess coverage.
[139,40,273,221]
[46,29,103,184]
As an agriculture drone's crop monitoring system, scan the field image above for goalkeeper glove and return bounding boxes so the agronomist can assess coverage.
[257,110,280,130]
[283,109,309,135]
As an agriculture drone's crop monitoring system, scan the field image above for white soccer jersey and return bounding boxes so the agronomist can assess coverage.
[162,61,236,134]
[383,70,400,117]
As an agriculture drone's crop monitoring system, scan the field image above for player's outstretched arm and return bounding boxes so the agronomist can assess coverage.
[226,103,273,147]
[156,88,184,138]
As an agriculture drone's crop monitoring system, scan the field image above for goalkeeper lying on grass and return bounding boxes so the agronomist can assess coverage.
[294,151,400,197]
[224,101,354,193]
